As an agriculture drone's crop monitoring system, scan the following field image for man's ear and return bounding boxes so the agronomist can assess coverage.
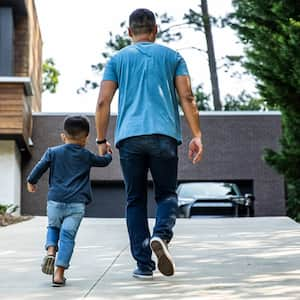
[128,27,133,37]
[153,25,158,35]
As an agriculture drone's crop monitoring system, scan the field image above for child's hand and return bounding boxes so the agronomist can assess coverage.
[98,141,113,155]
[27,182,37,193]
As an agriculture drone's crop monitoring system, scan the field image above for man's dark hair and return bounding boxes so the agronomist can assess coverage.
[129,8,156,35]
[63,115,90,139]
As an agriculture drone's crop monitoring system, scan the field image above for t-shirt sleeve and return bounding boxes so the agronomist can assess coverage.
[175,52,189,77]
[103,57,118,82]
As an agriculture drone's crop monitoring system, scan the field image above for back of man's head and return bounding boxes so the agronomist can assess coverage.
[129,8,156,35]
[63,115,90,140]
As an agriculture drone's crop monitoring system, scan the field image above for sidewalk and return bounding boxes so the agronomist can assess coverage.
[1,217,300,300]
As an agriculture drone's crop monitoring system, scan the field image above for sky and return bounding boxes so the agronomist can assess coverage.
[34,0,256,114]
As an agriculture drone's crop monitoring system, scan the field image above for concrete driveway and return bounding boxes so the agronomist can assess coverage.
[0,216,300,299]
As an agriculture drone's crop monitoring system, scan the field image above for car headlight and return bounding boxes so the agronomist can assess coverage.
[232,197,246,205]
[178,197,194,206]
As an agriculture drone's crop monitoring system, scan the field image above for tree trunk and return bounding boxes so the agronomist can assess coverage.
[201,0,222,110]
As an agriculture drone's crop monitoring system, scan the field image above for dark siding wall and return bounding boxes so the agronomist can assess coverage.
[0,7,14,76]
[21,112,285,217]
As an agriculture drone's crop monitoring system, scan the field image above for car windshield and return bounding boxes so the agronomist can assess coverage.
[179,183,238,198]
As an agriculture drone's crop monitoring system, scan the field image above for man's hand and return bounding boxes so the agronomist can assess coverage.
[188,137,203,164]
[98,141,113,156]
[27,182,37,193]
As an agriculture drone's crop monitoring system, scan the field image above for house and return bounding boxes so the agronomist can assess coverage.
[0,1,285,218]
[0,0,42,212]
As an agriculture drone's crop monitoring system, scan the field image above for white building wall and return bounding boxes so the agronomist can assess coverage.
[0,140,21,213]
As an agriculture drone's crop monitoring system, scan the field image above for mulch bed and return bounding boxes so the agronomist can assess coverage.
[0,214,33,227]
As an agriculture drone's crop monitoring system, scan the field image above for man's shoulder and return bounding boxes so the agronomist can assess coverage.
[152,43,178,54]
[112,45,134,57]
[153,43,173,50]
[113,43,177,54]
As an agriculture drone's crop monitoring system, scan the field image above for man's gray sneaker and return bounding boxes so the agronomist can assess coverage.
[132,268,153,279]
[150,236,175,276]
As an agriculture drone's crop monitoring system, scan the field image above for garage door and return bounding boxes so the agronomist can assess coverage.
[87,181,156,218]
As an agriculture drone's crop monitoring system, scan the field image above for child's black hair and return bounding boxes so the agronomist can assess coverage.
[63,115,90,139]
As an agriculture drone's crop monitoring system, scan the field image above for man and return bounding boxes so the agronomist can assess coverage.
[95,8,203,279]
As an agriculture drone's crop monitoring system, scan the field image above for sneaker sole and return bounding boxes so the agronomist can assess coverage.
[150,238,175,276]
[52,277,66,287]
[41,256,55,275]
[52,281,65,287]
[132,273,153,280]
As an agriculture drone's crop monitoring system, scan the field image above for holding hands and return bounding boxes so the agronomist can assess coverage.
[97,141,113,156]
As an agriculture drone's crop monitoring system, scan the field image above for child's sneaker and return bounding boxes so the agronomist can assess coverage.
[52,276,66,287]
[150,236,175,276]
[41,255,55,275]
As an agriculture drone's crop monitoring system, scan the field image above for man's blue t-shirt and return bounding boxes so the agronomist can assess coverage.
[103,42,189,146]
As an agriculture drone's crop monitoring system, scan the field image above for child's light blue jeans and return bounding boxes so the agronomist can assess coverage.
[46,200,85,269]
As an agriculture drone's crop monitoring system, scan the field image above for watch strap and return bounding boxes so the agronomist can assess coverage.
[96,138,107,145]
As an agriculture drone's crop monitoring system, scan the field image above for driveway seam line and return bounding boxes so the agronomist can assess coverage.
[82,243,129,299]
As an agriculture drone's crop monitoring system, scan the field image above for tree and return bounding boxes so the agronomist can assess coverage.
[78,14,182,93]
[200,0,221,110]
[229,1,300,220]
[42,58,60,93]
[79,6,225,110]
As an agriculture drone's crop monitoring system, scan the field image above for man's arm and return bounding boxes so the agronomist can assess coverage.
[175,75,203,164]
[95,80,117,155]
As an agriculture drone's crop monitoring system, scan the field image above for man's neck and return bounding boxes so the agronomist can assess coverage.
[133,34,155,43]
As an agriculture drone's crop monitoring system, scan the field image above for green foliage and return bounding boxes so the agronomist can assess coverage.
[156,13,183,42]
[230,0,300,219]
[229,1,300,111]
[223,91,275,111]
[42,58,60,93]
[0,204,18,215]
[285,179,300,222]
[184,9,204,30]
[0,204,7,215]
[194,84,212,111]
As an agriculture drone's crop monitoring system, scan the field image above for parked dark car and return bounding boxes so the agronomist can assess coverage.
[176,182,254,218]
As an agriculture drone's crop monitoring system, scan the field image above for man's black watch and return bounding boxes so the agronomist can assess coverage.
[96,138,107,145]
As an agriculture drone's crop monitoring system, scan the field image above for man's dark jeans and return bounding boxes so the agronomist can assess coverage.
[118,134,178,272]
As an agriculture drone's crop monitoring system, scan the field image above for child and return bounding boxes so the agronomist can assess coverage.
[27,115,112,287]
